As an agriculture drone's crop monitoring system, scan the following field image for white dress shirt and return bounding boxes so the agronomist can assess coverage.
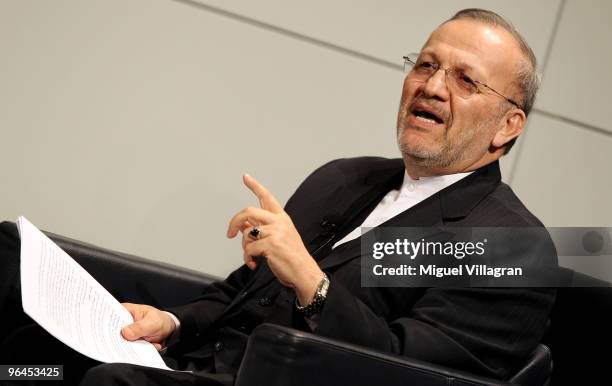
[332,169,473,250]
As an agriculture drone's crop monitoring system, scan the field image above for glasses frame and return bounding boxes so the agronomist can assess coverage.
[402,53,521,109]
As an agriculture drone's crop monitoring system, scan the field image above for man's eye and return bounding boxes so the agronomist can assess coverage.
[458,74,476,87]
[417,61,435,70]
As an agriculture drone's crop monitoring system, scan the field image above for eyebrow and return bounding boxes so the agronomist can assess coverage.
[420,50,487,79]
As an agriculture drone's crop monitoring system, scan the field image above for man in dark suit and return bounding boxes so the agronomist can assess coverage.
[0,8,556,386]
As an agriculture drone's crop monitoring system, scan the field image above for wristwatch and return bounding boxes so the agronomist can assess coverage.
[295,273,330,317]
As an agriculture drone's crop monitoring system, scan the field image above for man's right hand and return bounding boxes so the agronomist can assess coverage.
[120,303,176,351]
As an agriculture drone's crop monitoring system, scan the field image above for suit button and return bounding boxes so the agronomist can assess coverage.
[214,341,223,352]
[238,326,247,333]
[240,291,248,299]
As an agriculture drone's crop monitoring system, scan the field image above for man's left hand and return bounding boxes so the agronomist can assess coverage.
[227,174,324,306]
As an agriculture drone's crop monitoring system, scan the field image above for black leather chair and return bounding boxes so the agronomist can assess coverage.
[2,221,610,385]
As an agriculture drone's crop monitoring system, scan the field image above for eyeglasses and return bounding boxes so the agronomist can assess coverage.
[402,53,520,109]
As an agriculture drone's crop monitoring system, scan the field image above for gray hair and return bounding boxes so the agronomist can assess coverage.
[446,8,541,154]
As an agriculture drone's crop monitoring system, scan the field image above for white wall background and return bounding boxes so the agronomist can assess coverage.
[1,0,610,279]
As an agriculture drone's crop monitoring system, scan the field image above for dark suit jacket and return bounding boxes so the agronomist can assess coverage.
[166,157,557,380]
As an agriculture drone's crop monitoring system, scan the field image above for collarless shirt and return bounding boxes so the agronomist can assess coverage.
[331,169,473,250]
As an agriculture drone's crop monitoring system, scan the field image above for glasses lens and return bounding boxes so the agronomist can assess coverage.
[403,54,481,99]
[446,71,479,99]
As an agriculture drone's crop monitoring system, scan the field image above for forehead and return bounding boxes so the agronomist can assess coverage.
[421,19,520,79]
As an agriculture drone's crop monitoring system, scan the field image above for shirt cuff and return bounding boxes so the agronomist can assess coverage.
[161,311,182,354]
[163,311,181,331]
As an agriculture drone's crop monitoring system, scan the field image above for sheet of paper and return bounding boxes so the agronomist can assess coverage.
[18,216,172,371]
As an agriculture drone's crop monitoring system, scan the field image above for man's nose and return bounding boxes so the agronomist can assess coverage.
[420,69,450,101]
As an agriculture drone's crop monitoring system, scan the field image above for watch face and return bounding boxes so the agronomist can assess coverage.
[318,275,330,297]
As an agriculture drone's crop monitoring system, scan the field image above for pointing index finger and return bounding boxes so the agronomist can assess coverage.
[243,174,283,213]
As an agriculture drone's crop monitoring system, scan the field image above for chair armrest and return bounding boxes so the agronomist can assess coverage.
[235,323,512,386]
[2,221,220,308]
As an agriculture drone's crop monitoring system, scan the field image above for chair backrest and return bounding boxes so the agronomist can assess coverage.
[45,228,220,308]
[510,267,612,385]
[546,267,612,384]
[0,221,219,308]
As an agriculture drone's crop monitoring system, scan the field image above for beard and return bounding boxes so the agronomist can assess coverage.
[396,124,475,168]
[396,100,506,168]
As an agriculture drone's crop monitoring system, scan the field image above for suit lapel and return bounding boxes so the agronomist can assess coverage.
[311,160,502,271]
[318,190,445,270]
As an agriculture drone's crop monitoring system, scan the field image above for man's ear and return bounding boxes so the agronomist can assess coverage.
[492,108,526,148]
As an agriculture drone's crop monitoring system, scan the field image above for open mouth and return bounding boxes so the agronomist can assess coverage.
[407,101,447,127]
[412,109,444,125]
